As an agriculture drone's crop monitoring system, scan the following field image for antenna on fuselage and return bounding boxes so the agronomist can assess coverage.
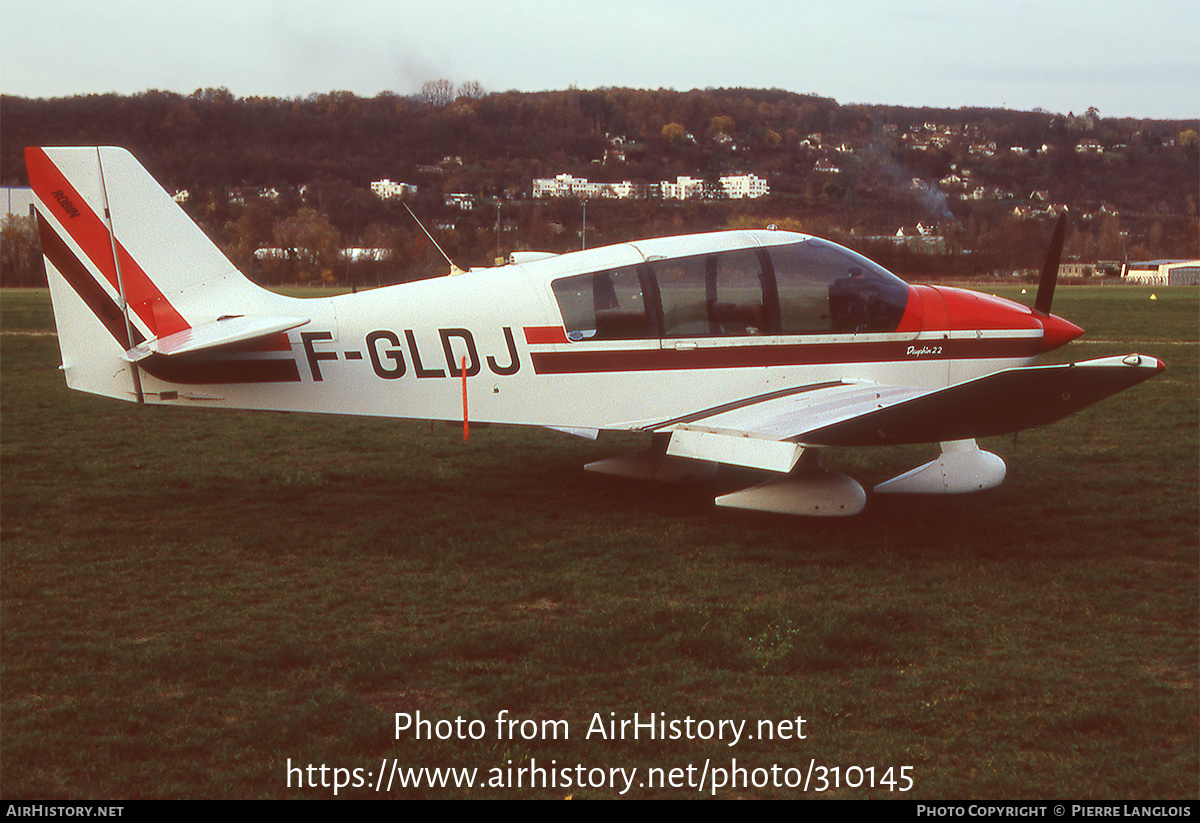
[404,202,465,275]
[1034,212,1068,315]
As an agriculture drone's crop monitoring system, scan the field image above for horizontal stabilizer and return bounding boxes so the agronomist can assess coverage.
[124,315,309,361]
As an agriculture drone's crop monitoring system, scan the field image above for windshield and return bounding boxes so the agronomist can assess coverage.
[769,238,910,334]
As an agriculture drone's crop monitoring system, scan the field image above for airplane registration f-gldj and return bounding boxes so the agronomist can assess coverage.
[27,146,1163,515]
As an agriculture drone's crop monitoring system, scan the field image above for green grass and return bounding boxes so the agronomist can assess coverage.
[1,286,1196,799]
[0,288,58,332]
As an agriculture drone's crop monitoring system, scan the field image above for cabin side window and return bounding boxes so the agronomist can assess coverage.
[551,266,650,340]
[550,240,909,341]
[769,239,909,334]
[651,248,769,337]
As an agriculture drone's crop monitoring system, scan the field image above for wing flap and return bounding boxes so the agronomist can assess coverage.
[666,428,805,472]
[669,382,924,442]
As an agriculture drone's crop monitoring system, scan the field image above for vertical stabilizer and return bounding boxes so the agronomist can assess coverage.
[26,146,289,401]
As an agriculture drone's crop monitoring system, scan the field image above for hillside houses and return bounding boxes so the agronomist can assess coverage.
[371,179,417,199]
[532,174,635,199]
[532,172,768,201]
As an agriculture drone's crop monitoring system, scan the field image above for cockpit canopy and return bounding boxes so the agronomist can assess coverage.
[551,237,910,341]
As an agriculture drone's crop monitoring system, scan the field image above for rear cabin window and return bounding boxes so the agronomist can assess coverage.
[551,266,650,340]
[651,248,770,337]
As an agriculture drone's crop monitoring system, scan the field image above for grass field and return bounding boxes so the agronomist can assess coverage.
[1,285,1196,799]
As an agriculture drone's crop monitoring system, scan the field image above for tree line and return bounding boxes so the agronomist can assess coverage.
[2,85,1196,287]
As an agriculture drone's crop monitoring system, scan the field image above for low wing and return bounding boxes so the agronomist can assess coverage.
[656,354,1164,473]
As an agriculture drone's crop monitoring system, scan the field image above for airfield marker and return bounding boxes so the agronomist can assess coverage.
[462,355,469,441]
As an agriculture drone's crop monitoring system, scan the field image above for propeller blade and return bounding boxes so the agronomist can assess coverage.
[1034,212,1067,315]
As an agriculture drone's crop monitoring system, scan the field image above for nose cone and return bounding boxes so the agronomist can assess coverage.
[1038,312,1084,353]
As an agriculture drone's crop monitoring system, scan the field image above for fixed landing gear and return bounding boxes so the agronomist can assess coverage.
[587,436,1006,517]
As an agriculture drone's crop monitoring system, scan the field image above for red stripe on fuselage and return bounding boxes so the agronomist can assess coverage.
[524,326,569,344]
[25,147,189,338]
[139,356,301,385]
[530,336,1040,374]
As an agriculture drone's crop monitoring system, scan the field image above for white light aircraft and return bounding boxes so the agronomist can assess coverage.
[27,146,1164,515]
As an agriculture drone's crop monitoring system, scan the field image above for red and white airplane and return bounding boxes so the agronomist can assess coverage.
[26,146,1163,515]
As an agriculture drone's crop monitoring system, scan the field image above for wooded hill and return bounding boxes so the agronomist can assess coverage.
[2,86,1196,285]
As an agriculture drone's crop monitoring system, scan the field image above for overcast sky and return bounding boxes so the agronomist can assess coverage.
[2,0,1196,119]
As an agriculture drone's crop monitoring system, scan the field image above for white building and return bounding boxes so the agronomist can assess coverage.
[1123,260,1200,286]
[661,174,768,200]
[444,193,477,210]
[660,176,706,200]
[532,174,583,198]
[371,179,417,200]
[3,187,37,217]
[720,174,769,199]
[535,172,768,201]
[532,174,632,199]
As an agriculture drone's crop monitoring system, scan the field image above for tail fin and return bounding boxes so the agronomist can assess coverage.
[27,147,306,401]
